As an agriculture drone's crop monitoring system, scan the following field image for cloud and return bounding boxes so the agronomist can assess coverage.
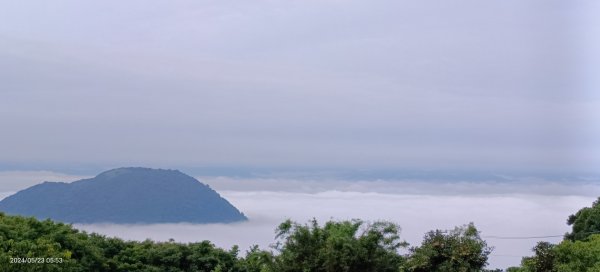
[199,176,600,197]
[74,190,596,269]
[0,0,598,171]
[1,171,598,268]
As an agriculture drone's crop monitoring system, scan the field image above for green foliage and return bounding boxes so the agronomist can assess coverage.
[237,245,275,272]
[519,241,556,272]
[517,235,600,272]
[0,212,242,272]
[404,223,492,272]
[0,213,80,271]
[511,197,600,272]
[271,218,407,272]
[1,212,503,272]
[565,197,600,241]
[553,234,600,272]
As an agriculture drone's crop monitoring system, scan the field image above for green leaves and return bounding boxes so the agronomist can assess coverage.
[553,234,600,272]
[404,223,492,272]
[565,197,600,242]
[520,242,556,272]
[0,213,240,272]
[271,218,407,272]
[1,212,503,272]
[512,197,600,272]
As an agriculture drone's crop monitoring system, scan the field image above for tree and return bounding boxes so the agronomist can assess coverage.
[404,223,492,272]
[565,197,600,241]
[519,241,556,272]
[1,213,503,272]
[237,245,275,272]
[0,212,244,272]
[553,234,600,272]
[511,198,600,272]
[271,218,406,272]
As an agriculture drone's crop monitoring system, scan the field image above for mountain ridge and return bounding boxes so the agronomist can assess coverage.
[0,167,247,224]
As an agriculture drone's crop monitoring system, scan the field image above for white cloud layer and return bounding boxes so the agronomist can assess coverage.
[1,1,599,267]
[1,171,598,268]
[200,176,600,196]
[73,190,596,269]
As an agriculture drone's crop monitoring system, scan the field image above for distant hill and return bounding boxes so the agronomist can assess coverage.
[0,167,247,224]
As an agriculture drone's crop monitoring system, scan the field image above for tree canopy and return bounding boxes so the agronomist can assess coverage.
[509,197,600,272]
[0,212,241,272]
[565,197,600,241]
[0,212,498,272]
[404,223,492,272]
[271,219,406,272]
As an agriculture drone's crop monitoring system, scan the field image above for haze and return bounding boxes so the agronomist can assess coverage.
[1,171,598,269]
[1,0,599,173]
[1,1,600,270]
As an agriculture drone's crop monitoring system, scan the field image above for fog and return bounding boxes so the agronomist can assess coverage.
[200,176,600,196]
[1,1,599,269]
[72,189,595,269]
[1,0,599,172]
[1,171,596,269]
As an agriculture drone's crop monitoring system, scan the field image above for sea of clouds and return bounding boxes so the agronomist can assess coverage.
[1,172,599,269]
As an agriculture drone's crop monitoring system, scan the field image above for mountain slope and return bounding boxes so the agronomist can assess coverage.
[0,167,247,224]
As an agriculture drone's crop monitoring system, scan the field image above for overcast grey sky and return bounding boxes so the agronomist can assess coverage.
[1,0,599,173]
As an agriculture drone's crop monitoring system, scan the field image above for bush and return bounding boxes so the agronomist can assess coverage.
[404,223,492,272]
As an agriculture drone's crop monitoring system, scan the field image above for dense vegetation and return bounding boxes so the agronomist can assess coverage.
[508,197,600,272]
[0,212,491,272]
[2,198,600,271]
[404,223,492,272]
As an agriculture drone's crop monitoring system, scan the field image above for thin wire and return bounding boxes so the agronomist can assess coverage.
[482,230,600,240]
[490,254,525,258]
[483,235,563,240]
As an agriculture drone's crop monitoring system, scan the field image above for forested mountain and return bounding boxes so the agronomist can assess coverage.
[0,167,247,224]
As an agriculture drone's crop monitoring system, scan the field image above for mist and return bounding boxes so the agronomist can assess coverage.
[72,189,594,269]
[1,0,599,172]
[1,1,599,269]
[1,171,595,269]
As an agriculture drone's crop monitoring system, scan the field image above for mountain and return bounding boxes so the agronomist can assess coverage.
[0,167,247,224]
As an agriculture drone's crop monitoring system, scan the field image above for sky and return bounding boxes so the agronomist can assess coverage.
[1,1,599,174]
[2,2,600,269]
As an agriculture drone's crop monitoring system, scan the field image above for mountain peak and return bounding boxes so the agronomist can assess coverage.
[0,167,247,224]
[96,167,180,178]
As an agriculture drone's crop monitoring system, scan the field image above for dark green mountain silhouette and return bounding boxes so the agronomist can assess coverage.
[0,167,247,224]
